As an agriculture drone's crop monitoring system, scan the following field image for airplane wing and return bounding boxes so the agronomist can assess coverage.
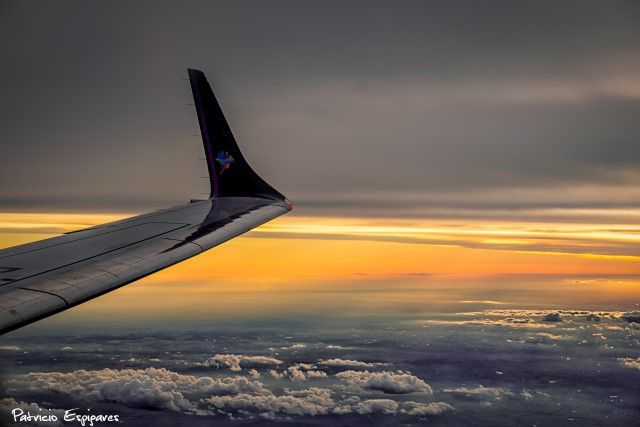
[0,69,291,335]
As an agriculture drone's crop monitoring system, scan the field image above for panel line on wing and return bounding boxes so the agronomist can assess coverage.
[0,221,191,259]
[17,287,69,305]
[0,223,192,287]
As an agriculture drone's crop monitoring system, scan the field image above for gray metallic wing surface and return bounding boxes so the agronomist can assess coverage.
[0,69,292,335]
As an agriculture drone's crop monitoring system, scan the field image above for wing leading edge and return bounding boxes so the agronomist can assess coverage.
[0,69,291,335]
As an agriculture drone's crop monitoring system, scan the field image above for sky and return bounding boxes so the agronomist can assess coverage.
[1,0,639,270]
[1,1,640,220]
[1,1,639,425]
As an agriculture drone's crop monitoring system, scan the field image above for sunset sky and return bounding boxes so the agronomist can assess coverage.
[1,2,639,425]
[1,1,639,318]
[1,210,638,326]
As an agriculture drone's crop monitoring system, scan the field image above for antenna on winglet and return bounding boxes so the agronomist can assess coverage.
[187,68,286,203]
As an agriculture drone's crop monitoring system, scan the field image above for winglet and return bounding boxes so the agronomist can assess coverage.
[188,68,287,203]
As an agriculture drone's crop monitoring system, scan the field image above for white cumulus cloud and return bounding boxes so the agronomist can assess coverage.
[319,358,385,368]
[5,367,455,421]
[204,354,283,372]
[6,368,264,413]
[618,357,640,371]
[353,399,399,414]
[444,385,534,401]
[401,401,455,416]
[336,370,433,394]
[444,385,504,399]
[204,387,335,417]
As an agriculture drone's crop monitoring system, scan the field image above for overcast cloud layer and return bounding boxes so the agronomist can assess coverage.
[1,1,639,217]
[1,308,639,425]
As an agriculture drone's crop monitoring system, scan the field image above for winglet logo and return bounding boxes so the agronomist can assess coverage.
[215,151,235,175]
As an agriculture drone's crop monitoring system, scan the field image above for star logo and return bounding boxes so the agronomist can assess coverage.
[215,150,235,175]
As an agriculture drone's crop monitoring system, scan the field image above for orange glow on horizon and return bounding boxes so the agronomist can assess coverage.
[1,211,638,323]
[0,212,638,285]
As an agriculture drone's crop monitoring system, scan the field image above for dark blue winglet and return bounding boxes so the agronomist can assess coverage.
[188,68,286,202]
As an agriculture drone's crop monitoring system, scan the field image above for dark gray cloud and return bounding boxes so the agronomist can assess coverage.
[1,1,640,216]
[1,305,639,425]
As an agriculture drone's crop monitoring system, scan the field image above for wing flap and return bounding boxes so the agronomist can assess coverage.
[21,275,114,304]
[0,287,67,329]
